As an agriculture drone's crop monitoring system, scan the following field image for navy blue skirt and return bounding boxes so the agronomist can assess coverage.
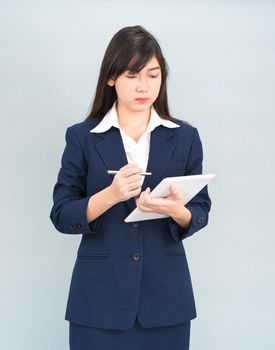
[69,316,191,350]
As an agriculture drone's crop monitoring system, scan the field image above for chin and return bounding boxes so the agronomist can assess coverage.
[135,105,150,111]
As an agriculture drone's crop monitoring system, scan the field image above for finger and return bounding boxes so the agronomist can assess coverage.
[127,181,141,192]
[127,173,142,185]
[170,185,176,192]
[140,191,145,204]
[171,185,183,200]
[141,191,151,207]
[137,200,154,212]
[143,188,152,203]
[122,167,143,178]
[128,187,142,197]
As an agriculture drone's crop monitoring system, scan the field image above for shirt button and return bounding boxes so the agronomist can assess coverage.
[133,253,141,261]
[132,222,140,228]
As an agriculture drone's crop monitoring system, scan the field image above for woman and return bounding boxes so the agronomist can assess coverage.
[50,25,212,350]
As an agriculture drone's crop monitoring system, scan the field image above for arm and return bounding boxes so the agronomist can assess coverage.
[168,127,212,241]
[49,126,117,234]
[86,186,118,223]
[169,205,192,230]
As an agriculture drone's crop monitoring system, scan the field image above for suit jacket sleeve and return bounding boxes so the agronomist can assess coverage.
[168,127,212,241]
[49,126,101,235]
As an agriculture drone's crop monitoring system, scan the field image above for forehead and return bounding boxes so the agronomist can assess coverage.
[126,55,160,71]
[145,56,160,68]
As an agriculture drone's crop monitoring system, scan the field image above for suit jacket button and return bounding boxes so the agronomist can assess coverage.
[68,224,74,230]
[132,222,139,228]
[133,253,140,261]
[197,217,204,224]
[76,224,81,228]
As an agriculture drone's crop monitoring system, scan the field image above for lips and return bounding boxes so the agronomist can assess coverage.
[135,98,149,102]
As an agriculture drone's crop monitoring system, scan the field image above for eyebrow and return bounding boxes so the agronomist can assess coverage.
[126,66,160,72]
[147,66,161,71]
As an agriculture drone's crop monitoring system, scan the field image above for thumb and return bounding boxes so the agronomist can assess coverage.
[170,185,181,198]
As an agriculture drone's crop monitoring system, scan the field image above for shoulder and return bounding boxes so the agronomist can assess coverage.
[68,117,102,134]
[64,117,103,142]
[168,116,199,141]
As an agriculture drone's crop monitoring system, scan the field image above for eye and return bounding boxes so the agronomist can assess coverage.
[126,75,159,79]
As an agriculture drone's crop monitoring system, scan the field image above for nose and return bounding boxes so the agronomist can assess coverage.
[136,76,149,92]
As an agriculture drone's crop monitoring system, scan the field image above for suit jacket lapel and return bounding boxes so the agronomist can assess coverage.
[93,126,175,214]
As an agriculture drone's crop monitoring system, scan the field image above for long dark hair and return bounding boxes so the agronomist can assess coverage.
[85,25,185,123]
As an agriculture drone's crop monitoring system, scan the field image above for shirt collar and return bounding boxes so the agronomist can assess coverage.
[90,100,180,133]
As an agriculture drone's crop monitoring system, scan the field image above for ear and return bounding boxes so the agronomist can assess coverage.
[107,78,115,87]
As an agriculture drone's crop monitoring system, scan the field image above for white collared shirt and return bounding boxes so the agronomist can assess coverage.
[90,100,180,186]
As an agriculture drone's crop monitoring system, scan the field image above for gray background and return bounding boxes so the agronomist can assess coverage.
[1,1,274,349]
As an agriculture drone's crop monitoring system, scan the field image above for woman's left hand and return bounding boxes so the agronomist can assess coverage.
[135,185,183,217]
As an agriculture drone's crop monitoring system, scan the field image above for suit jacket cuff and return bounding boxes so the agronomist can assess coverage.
[50,196,102,235]
[168,204,207,241]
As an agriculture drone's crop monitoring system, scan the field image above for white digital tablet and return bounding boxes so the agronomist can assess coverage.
[124,173,216,223]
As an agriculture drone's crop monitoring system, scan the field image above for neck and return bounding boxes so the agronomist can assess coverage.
[116,101,151,130]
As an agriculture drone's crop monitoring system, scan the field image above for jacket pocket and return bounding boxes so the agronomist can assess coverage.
[77,253,110,260]
[162,251,186,258]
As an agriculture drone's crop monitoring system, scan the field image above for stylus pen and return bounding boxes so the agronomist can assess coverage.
[107,170,152,176]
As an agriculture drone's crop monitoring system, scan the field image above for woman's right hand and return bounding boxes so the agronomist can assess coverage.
[109,163,143,203]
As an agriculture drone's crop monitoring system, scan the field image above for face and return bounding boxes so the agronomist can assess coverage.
[107,55,162,112]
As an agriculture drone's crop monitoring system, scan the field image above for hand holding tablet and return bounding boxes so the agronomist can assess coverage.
[124,174,216,223]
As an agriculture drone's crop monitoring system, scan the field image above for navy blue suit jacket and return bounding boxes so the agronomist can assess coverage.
[49,116,212,330]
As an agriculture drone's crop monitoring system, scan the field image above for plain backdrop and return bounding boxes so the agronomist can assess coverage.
[1,1,274,349]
